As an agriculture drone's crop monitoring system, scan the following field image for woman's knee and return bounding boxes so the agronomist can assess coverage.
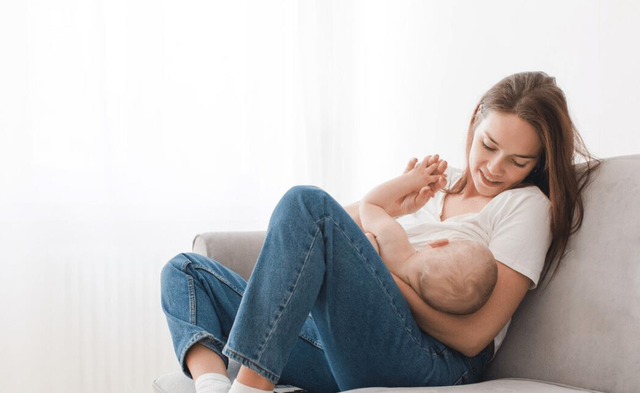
[272,186,332,225]
[161,253,212,285]
[280,185,336,213]
[161,253,190,288]
[283,185,327,202]
[161,253,246,294]
[165,252,190,271]
[162,252,222,276]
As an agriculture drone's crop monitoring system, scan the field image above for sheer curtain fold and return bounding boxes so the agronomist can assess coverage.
[1,0,355,229]
[1,0,634,229]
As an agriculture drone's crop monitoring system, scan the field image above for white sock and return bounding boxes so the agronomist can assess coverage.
[195,372,232,393]
[228,379,274,393]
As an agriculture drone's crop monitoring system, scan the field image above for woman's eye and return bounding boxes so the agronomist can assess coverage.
[482,142,496,151]
[482,141,526,167]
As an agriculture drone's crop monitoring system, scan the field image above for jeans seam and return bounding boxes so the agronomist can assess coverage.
[187,275,197,325]
[257,225,323,361]
[180,257,246,298]
[316,214,436,357]
[453,370,468,385]
[223,346,281,383]
[193,265,245,297]
[186,332,227,358]
[299,333,323,349]
[180,332,228,377]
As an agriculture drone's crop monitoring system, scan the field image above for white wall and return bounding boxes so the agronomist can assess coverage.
[1,1,639,392]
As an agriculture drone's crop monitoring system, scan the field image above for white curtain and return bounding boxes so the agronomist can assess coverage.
[1,2,360,392]
[0,0,360,230]
[5,0,636,229]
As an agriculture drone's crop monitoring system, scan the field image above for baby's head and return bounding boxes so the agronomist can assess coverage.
[409,239,497,315]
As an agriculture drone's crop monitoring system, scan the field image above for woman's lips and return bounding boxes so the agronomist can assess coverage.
[479,169,502,186]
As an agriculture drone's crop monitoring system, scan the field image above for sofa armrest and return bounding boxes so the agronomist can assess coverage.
[192,231,266,281]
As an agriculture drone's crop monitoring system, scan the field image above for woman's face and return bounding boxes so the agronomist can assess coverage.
[467,111,542,198]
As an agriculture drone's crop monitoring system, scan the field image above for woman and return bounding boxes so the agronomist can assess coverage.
[160,71,599,393]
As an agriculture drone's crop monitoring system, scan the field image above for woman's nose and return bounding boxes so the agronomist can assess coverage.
[487,157,505,177]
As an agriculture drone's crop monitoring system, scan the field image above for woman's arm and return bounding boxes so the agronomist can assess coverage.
[391,260,530,357]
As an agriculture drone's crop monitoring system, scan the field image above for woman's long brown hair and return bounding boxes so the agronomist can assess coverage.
[447,71,601,285]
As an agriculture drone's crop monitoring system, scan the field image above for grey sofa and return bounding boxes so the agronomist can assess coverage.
[153,155,640,393]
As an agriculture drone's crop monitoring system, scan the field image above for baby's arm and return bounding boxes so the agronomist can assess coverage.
[360,155,445,274]
[359,202,416,273]
[364,232,380,254]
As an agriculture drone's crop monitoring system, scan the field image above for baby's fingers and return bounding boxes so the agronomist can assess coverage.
[425,162,439,173]
[421,154,440,170]
[437,159,448,175]
[418,155,432,169]
[403,157,418,174]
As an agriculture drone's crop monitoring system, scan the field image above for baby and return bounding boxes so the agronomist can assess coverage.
[359,155,497,315]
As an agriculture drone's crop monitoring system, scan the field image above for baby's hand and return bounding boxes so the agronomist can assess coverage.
[427,154,448,193]
[406,154,448,193]
[395,154,448,216]
[403,154,447,177]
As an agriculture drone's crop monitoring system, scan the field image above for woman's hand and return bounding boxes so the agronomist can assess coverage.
[387,155,448,217]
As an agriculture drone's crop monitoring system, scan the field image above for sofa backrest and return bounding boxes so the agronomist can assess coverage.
[483,155,640,393]
[192,230,265,281]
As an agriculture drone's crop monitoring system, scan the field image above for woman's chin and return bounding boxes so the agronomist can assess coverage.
[472,172,505,197]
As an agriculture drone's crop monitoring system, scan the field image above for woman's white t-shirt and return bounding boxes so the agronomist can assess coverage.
[395,167,552,355]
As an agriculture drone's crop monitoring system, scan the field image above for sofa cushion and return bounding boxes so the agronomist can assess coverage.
[153,361,307,393]
[347,379,602,392]
[153,373,601,393]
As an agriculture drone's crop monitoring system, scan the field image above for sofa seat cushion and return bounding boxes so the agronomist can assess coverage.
[346,379,603,393]
[153,370,602,393]
[153,361,306,393]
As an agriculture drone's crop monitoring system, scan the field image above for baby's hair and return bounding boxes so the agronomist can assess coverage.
[418,241,497,315]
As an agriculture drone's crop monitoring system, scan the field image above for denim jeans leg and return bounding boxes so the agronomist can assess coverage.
[222,185,489,390]
[161,252,340,392]
[161,252,248,378]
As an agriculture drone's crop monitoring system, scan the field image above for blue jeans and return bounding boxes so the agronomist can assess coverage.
[161,186,493,392]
